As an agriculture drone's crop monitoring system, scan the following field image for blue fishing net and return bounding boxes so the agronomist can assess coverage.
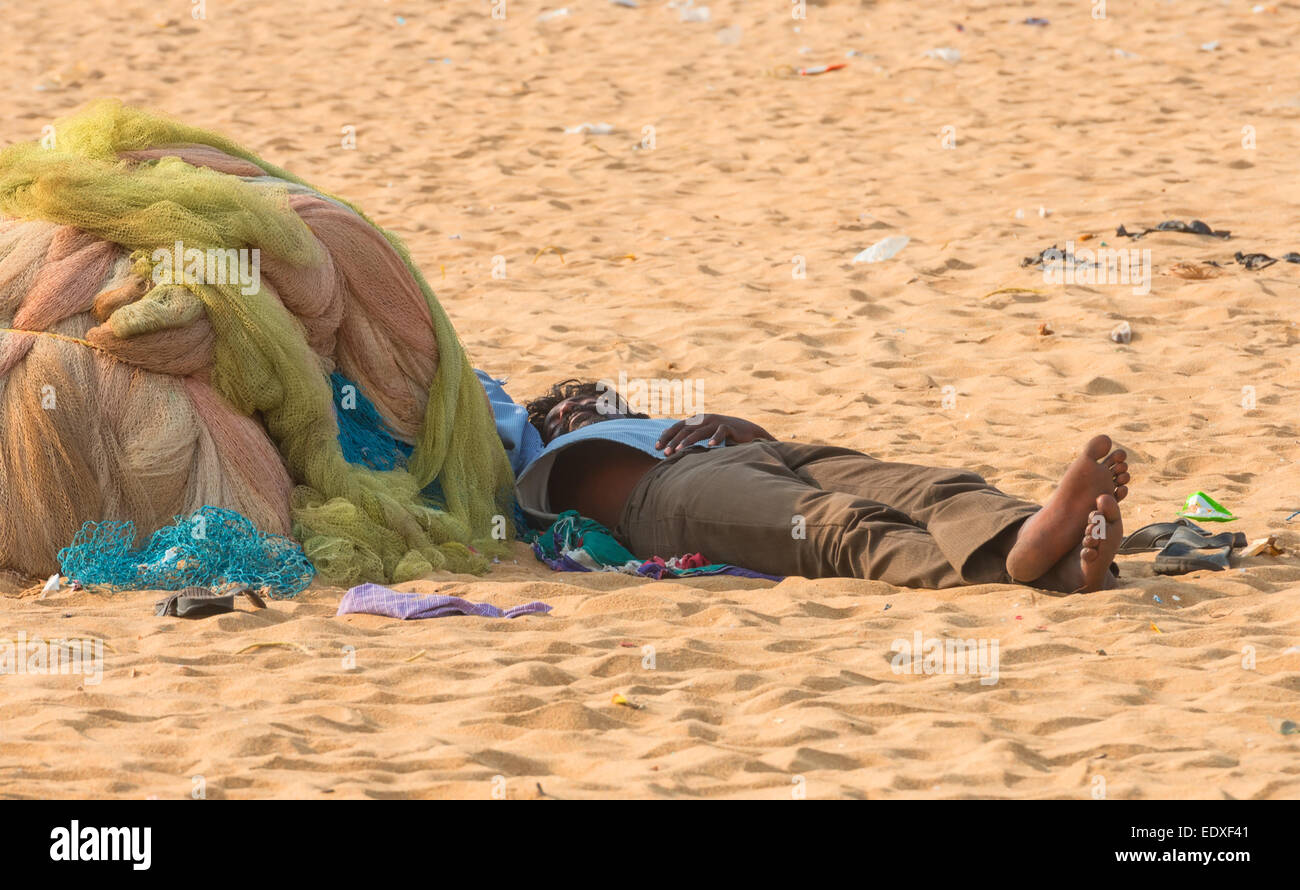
[331,371,413,471]
[58,506,315,598]
[55,376,488,596]
[513,500,532,534]
[331,371,452,506]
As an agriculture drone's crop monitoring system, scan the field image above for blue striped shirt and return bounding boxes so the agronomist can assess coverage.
[475,371,720,524]
[515,417,681,524]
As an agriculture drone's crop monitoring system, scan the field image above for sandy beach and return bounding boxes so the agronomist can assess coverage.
[2,0,1299,799]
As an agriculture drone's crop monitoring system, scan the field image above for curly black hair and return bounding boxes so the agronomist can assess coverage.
[525,378,648,441]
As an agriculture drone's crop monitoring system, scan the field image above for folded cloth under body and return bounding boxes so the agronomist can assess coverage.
[531,509,783,581]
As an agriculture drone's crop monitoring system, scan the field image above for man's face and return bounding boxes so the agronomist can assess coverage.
[542,394,610,443]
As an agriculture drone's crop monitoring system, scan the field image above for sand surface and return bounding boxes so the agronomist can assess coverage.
[3,0,1300,799]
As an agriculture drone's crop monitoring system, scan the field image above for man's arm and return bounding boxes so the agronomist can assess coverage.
[474,370,544,475]
[656,414,776,456]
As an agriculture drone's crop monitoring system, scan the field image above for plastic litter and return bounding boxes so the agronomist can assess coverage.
[1178,491,1237,523]
[1023,241,1097,270]
[1110,320,1132,343]
[611,0,638,6]
[853,235,910,263]
[564,122,615,135]
[538,7,571,21]
[923,48,961,63]
[679,6,711,22]
[799,63,846,76]
[1200,41,1220,52]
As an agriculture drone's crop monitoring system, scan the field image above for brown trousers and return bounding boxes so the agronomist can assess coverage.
[614,441,1040,588]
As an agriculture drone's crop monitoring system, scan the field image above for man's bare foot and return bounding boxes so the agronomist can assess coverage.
[1034,494,1124,592]
[1079,495,1123,590]
[1005,434,1129,583]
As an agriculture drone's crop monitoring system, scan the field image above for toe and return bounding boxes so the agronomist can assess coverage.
[1114,472,1130,487]
[1081,546,1099,562]
[1085,510,1105,540]
[1115,484,1129,502]
[1095,493,1120,522]
[1085,435,1113,461]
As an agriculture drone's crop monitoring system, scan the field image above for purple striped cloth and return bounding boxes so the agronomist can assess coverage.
[336,583,552,620]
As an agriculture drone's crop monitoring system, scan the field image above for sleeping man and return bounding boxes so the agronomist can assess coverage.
[481,374,1129,593]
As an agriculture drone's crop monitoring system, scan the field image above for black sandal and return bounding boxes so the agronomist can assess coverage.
[1119,518,1246,554]
[155,586,267,618]
[1153,527,1236,575]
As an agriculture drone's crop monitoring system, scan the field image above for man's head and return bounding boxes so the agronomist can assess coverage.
[526,379,649,445]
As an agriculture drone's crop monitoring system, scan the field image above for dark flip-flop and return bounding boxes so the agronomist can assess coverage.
[1116,219,1231,240]
[1153,527,1235,575]
[1235,251,1278,271]
[1119,518,1247,554]
[1234,250,1300,270]
[155,586,266,618]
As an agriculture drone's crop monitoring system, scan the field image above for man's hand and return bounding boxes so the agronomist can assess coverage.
[656,414,776,455]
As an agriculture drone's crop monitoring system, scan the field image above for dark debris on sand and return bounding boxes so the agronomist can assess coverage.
[1115,219,1231,239]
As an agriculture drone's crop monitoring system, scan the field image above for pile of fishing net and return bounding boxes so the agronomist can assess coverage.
[0,100,514,587]
[60,507,316,598]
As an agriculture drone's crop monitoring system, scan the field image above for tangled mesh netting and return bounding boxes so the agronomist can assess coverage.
[59,506,315,598]
[0,100,515,588]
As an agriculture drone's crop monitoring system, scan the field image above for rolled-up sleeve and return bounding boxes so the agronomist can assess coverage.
[475,370,544,477]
